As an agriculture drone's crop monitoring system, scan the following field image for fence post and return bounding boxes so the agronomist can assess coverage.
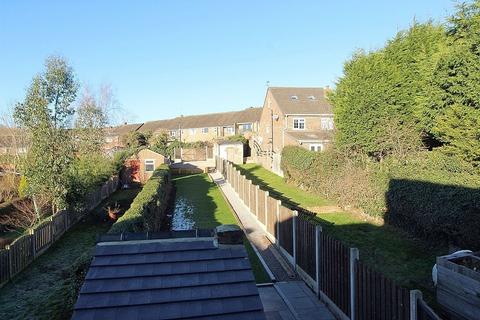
[410,290,422,320]
[6,245,13,279]
[276,200,281,244]
[315,225,322,296]
[248,180,252,210]
[255,185,260,218]
[30,229,36,258]
[49,216,54,244]
[264,191,269,229]
[292,210,298,271]
[350,247,359,320]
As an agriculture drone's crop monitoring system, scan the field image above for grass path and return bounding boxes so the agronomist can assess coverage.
[237,164,446,299]
[173,173,270,283]
[0,188,140,320]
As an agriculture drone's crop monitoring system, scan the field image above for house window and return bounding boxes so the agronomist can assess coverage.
[309,144,323,152]
[189,128,196,135]
[293,118,305,130]
[145,159,155,172]
[239,123,252,132]
[225,127,235,135]
[105,136,113,143]
[321,117,334,130]
[202,128,209,134]
[169,130,176,137]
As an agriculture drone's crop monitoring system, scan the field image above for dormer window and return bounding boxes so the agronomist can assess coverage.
[308,95,316,100]
[293,118,305,130]
[290,95,298,100]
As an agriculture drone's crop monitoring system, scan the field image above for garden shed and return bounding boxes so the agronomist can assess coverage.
[123,148,168,184]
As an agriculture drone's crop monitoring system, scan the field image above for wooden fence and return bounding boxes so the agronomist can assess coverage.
[215,157,441,320]
[0,175,119,288]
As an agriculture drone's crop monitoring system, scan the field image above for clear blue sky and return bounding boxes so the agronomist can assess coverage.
[0,0,457,123]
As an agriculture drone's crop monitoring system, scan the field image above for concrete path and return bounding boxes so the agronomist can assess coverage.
[211,171,336,320]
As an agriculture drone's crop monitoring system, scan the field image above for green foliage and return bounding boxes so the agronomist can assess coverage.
[123,131,151,149]
[149,132,174,157]
[66,154,116,211]
[226,134,247,144]
[17,176,28,198]
[330,23,446,157]
[13,56,79,212]
[109,165,171,233]
[112,148,135,172]
[331,3,480,165]
[281,146,480,248]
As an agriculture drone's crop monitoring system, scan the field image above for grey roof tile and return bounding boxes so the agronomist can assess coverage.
[73,238,264,319]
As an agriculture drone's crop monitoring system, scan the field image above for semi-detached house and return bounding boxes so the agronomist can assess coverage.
[253,87,334,174]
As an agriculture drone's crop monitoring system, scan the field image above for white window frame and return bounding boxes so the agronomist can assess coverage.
[169,130,176,137]
[309,144,324,152]
[189,128,196,135]
[321,117,334,130]
[293,118,305,130]
[202,128,209,134]
[145,159,155,172]
[225,126,235,135]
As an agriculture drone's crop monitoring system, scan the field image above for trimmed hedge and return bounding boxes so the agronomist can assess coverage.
[281,146,480,249]
[109,165,172,233]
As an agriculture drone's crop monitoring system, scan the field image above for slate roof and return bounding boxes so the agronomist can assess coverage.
[269,87,333,115]
[72,238,265,320]
[139,108,262,133]
[105,123,144,137]
[286,130,333,142]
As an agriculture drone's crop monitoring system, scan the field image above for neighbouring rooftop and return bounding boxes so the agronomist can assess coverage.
[72,237,266,320]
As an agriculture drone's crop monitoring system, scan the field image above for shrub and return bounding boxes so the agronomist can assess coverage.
[281,146,480,248]
[109,165,171,233]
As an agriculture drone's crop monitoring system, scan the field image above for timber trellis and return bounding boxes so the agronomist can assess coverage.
[215,157,441,320]
[0,175,119,288]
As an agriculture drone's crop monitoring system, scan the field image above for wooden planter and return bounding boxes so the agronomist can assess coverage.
[436,252,480,320]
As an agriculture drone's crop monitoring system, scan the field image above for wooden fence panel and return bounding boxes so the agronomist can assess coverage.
[53,210,67,239]
[0,249,9,285]
[279,206,294,257]
[257,189,266,225]
[33,221,52,254]
[320,232,351,316]
[250,184,256,216]
[295,213,316,279]
[9,235,33,277]
[355,261,410,320]
[266,196,277,238]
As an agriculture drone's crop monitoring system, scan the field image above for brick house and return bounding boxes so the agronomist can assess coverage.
[123,148,168,184]
[139,107,262,143]
[253,87,334,174]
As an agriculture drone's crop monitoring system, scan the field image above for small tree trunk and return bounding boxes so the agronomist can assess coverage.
[32,195,40,220]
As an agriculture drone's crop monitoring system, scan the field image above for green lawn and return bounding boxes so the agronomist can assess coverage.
[235,163,332,207]
[173,174,270,283]
[237,164,446,299]
[0,187,140,320]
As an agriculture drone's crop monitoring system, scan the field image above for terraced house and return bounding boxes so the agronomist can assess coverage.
[252,87,334,175]
[139,107,262,143]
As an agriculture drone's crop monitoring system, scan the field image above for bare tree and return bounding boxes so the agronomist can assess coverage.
[0,197,49,232]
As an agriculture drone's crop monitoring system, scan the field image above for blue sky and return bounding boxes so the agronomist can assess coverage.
[0,1,457,123]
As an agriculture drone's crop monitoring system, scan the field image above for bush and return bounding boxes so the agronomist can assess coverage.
[109,165,171,233]
[281,146,480,248]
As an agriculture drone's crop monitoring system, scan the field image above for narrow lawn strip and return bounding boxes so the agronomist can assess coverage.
[0,188,140,320]
[173,174,270,283]
[235,163,332,207]
[237,163,445,299]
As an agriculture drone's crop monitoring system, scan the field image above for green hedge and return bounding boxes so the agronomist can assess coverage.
[281,146,480,248]
[109,165,172,233]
